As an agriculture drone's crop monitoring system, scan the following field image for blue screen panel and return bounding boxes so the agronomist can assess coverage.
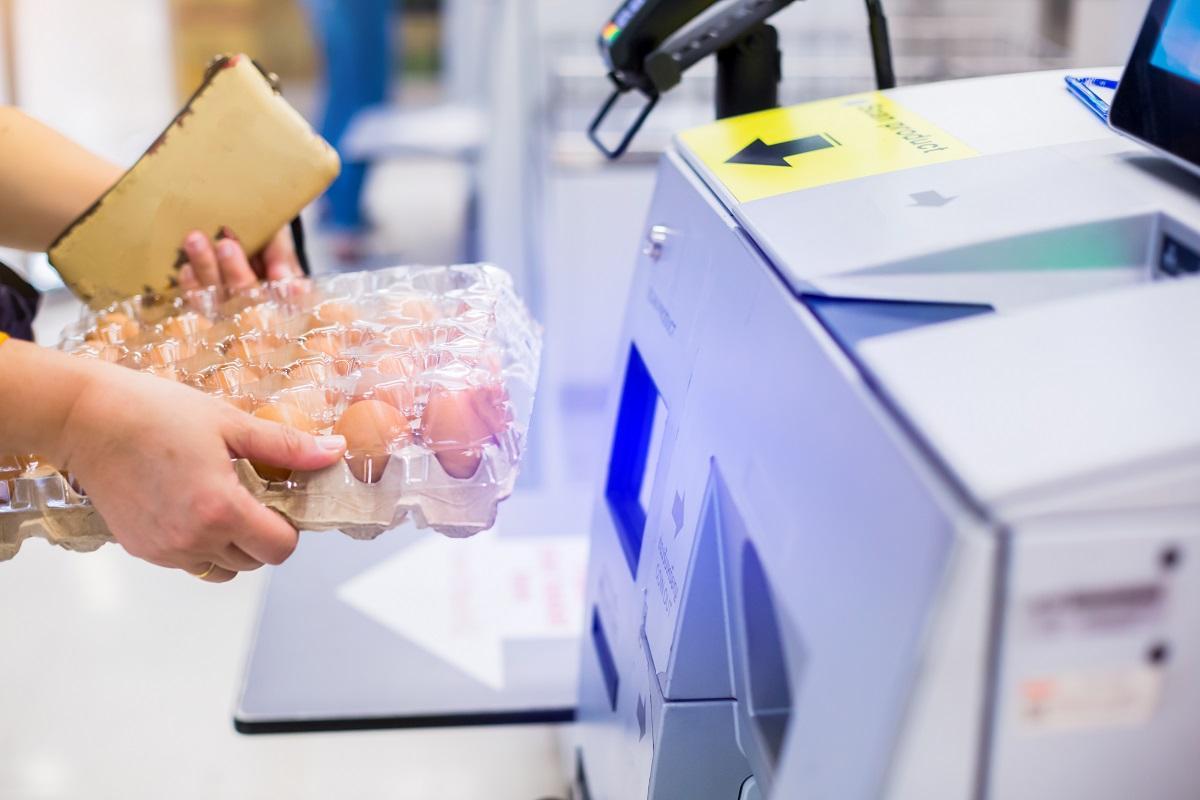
[1152,0,1200,84]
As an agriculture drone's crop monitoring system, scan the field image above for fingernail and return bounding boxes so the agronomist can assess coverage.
[185,232,204,250]
[217,240,237,258]
[316,435,346,452]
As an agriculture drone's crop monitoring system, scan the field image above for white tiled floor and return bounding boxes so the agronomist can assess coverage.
[0,540,569,800]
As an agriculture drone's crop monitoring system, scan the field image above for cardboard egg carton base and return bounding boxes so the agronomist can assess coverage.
[0,454,516,563]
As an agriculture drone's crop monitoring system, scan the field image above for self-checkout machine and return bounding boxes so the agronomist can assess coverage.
[570,1,1200,798]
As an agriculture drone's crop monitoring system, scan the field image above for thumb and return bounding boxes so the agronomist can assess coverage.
[226,416,346,472]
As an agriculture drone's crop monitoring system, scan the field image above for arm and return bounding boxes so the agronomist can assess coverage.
[0,337,345,580]
[0,107,300,286]
[0,107,123,252]
[0,113,332,580]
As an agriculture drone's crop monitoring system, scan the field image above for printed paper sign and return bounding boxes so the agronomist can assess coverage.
[678,93,979,203]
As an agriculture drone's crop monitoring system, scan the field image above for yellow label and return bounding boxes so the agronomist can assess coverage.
[678,93,979,203]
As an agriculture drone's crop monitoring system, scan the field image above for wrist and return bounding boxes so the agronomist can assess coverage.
[50,358,108,470]
[0,339,105,466]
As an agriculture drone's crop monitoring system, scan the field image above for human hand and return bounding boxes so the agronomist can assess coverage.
[178,226,302,291]
[54,361,344,581]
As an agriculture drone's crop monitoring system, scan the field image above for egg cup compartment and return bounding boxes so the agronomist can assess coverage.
[4,264,540,562]
[0,469,108,562]
[0,443,520,561]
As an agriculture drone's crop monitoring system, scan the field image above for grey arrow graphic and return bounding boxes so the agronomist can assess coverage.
[672,493,685,537]
[909,190,956,207]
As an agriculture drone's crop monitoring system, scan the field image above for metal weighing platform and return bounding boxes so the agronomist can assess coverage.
[236,489,590,734]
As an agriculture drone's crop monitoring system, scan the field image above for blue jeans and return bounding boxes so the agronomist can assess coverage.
[303,0,395,232]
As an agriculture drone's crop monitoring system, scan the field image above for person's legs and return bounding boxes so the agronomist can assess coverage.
[304,0,394,234]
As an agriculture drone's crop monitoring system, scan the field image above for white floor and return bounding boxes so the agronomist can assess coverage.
[6,168,571,800]
[0,6,607,795]
[0,540,569,800]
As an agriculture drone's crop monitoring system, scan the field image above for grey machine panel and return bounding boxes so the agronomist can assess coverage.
[573,66,1200,800]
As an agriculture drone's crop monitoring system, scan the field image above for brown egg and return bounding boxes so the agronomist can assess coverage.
[163,312,213,341]
[333,400,411,483]
[93,344,124,363]
[228,333,283,362]
[201,319,241,351]
[0,453,23,478]
[279,313,325,339]
[235,302,281,335]
[202,363,261,395]
[143,364,179,382]
[219,293,259,318]
[303,326,371,359]
[421,385,510,479]
[86,322,125,345]
[250,402,316,481]
[385,325,431,350]
[377,352,418,377]
[314,301,360,327]
[16,453,51,473]
[0,454,21,503]
[141,339,187,368]
[271,276,313,301]
[247,373,332,426]
[177,349,228,383]
[301,329,344,358]
[386,296,443,323]
[217,393,254,413]
[355,374,417,416]
[95,312,141,342]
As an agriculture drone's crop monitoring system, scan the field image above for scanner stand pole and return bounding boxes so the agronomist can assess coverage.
[715,22,782,120]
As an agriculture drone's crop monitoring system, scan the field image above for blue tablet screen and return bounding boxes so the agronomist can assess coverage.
[1152,0,1200,83]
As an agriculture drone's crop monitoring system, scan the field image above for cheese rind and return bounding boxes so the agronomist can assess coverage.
[49,55,341,308]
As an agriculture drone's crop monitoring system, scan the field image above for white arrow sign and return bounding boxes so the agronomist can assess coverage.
[336,533,588,690]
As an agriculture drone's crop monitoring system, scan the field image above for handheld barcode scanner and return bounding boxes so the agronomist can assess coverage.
[589,0,896,158]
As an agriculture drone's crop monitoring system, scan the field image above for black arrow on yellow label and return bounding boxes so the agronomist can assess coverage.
[726,133,837,167]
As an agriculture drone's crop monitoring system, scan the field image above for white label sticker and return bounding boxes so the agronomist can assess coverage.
[1018,667,1163,733]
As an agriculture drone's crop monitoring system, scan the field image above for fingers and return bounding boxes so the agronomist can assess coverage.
[225,414,347,473]
[183,544,264,584]
[215,237,258,290]
[259,227,303,282]
[217,543,265,573]
[186,483,297,568]
[180,228,300,289]
[232,495,300,566]
[183,231,220,287]
[178,263,200,291]
[188,561,238,583]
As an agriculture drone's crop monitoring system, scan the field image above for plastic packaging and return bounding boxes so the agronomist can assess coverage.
[0,264,541,562]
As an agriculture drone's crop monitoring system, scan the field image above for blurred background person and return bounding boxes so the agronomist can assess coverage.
[301,0,396,264]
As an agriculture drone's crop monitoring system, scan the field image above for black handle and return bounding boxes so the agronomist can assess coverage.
[587,77,661,161]
[866,0,897,90]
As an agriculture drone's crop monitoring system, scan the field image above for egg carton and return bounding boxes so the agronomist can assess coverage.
[0,264,542,562]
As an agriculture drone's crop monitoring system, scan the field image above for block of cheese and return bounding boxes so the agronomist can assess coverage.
[48,54,340,308]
